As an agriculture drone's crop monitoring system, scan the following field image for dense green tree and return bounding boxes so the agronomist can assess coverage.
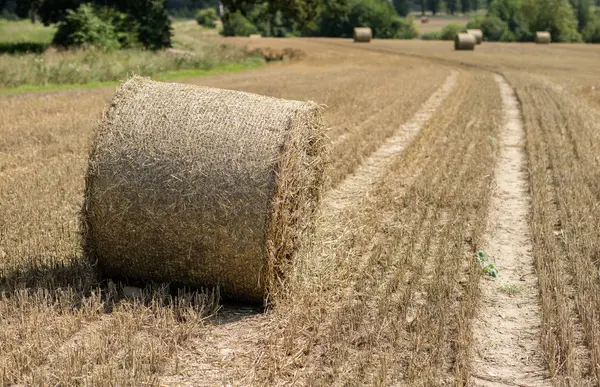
[14,0,41,21]
[196,7,218,26]
[393,0,410,16]
[468,14,511,39]
[278,0,322,33]
[318,0,418,38]
[244,2,297,36]
[127,0,172,49]
[35,0,80,23]
[439,22,464,38]
[165,0,219,16]
[446,0,457,13]
[522,0,581,41]
[488,0,531,40]
[428,0,439,14]
[221,0,321,34]
[221,9,256,35]
[582,11,600,41]
[53,4,122,49]
[319,0,350,36]
[460,0,470,12]
[27,0,172,48]
[569,0,591,31]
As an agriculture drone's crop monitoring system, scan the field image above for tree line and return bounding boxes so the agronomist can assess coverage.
[218,0,600,42]
[466,0,600,42]
[1,0,599,47]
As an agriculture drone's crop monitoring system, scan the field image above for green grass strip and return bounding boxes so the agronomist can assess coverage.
[0,60,264,95]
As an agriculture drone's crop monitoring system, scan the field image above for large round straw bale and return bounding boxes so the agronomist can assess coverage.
[535,31,551,44]
[455,33,476,50]
[249,34,262,39]
[81,76,326,303]
[353,27,372,43]
[466,29,483,44]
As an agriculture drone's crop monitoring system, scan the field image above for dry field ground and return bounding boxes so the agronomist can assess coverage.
[1,37,600,386]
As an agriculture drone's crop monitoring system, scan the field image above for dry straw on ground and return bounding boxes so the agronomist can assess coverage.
[455,33,476,50]
[353,27,372,42]
[6,37,600,386]
[535,31,551,44]
[81,76,326,303]
[467,29,483,44]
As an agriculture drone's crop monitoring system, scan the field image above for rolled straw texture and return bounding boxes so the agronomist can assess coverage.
[82,76,326,303]
[467,29,483,44]
[535,31,551,44]
[455,33,476,50]
[353,27,372,42]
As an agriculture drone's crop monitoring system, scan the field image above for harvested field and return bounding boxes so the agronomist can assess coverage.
[2,37,600,386]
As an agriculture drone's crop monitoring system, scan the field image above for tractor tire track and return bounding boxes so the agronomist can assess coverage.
[324,70,459,211]
[470,75,549,387]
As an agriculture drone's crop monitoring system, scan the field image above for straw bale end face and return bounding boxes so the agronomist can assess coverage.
[455,33,476,50]
[353,27,372,43]
[466,29,483,44]
[81,76,327,304]
[535,31,551,44]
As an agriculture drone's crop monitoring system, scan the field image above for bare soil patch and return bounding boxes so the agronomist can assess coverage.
[470,75,549,386]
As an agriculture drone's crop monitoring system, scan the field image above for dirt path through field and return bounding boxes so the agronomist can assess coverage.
[470,75,549,386]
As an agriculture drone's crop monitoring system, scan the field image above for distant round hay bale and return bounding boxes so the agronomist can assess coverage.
[353,27,372,43]
[535,31,551,44]
[82,76,326,303]
[249,34,262,39]
[467,29,483,44]
[454,33,476,50]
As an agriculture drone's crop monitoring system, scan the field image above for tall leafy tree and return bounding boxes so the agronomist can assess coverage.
[319,0,350,36]
[569,0,591,31]
[428,0,439,14]
[165,0,219,11]
[221,0,321,34]
[127,0,172,49]
[488,0,529,38]
[319,0,418,38]
[277,0,321,33]
[522,0,582,41]
[15,0,42,21]
[393,0,409,16]
[446,0,457,14]
[30,0,172,48]
[460,0,470,13]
